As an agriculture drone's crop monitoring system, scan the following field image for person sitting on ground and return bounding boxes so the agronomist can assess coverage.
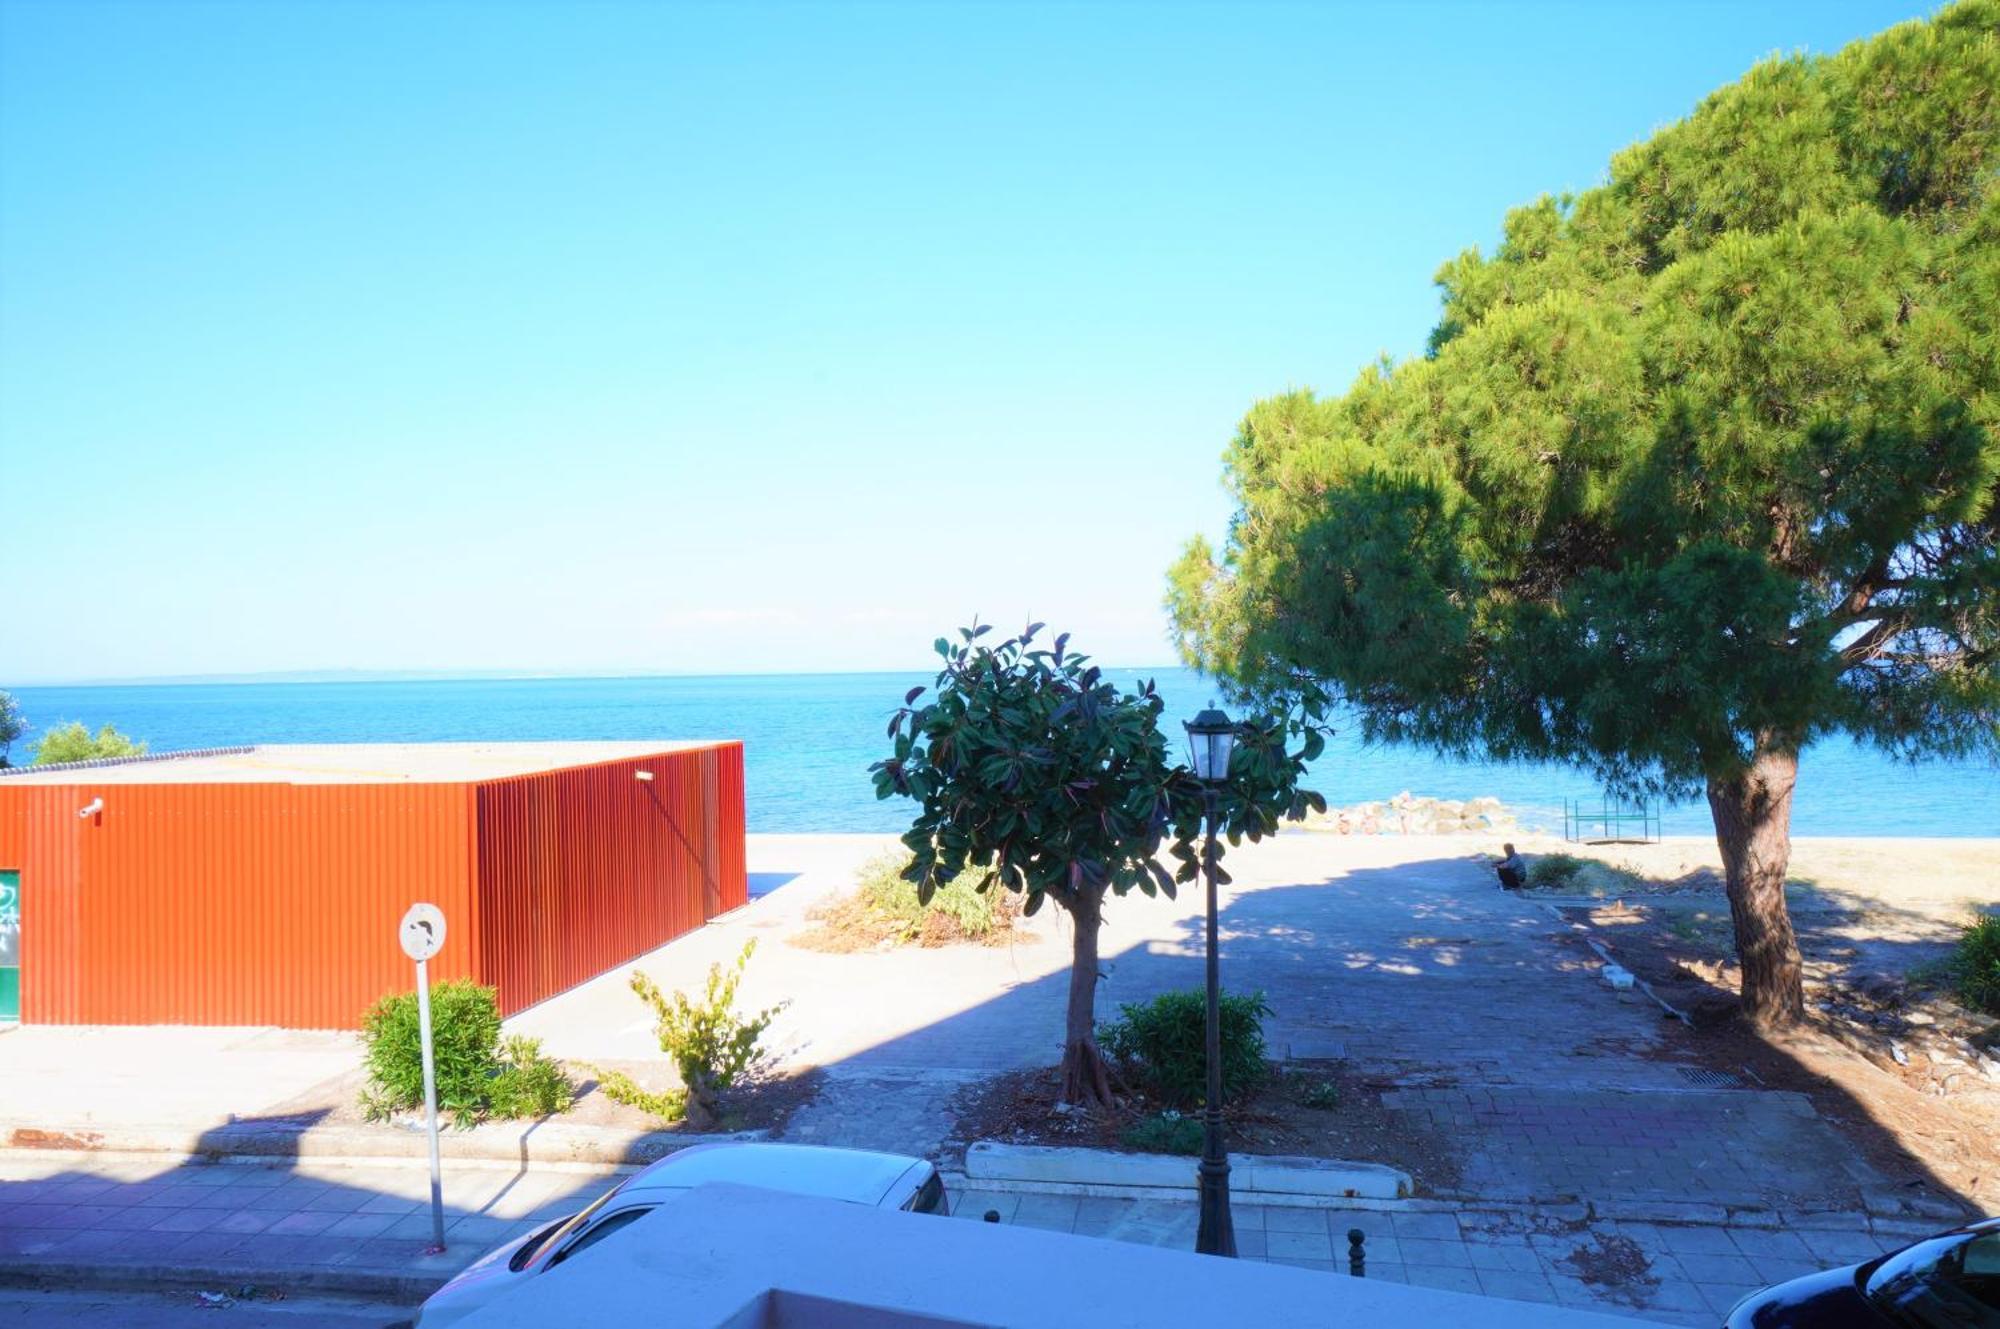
[1495,844,1526,891]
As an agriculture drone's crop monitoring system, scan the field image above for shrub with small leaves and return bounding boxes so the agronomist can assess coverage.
[1291,1072,1341,1110]
[858,851,1014,942]
[1953,915,2000,1016]
[793,851,1021,951]
[1100,988,1270,1109]
[359,980,571,1128]
[589,1066,689,1123]
[1526,853,1588,888]
[627,940,785,1128]
[1121,1109,1202,1156]
[487,1035,573,1119]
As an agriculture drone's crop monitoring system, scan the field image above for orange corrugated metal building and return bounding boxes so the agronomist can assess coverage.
[0,741,746,1028]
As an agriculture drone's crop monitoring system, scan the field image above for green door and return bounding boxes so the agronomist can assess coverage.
[0,869,18,1022]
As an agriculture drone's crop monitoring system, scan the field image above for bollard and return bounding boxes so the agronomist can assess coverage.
[1347,1228,1366,1277]
[984,1210,1002,1223]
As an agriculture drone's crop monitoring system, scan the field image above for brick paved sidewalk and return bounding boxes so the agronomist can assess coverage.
[1384,1084,1878,1210]
[947,1185,1928,1328]
[1,1152,1937,1328]
[0,1154,619,1299]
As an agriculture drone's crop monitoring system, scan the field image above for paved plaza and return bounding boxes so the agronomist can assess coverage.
[520,832,1893,1215]
[0,831,1970,1324]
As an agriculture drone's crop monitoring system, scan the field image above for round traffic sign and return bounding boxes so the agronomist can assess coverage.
[399,903,446,962]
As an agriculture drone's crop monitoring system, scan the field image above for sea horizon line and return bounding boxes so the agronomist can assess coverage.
[6,662,1194,690]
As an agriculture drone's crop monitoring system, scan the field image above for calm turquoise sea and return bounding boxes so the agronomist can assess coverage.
[7,670,1996,837]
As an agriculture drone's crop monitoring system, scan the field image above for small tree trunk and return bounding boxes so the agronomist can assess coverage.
[682,1074,719,1131]
[1706,740,1806,1029]
[1057,881,1115,1108]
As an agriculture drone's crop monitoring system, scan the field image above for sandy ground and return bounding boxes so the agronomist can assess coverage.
[1505,832,2000,922]
[1503,832,2000,982]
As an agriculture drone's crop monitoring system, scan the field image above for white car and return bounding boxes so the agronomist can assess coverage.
[414,1142,948,1327]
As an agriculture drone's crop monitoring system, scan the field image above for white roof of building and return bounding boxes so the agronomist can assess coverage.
[0,741,728,785]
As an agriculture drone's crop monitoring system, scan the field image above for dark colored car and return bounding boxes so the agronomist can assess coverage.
[1726,1216,2000,1327]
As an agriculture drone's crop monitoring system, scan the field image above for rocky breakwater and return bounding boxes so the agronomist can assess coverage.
[1303,791,1519,835]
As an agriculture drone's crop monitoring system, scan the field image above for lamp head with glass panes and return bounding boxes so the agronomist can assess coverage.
[1184,704,1237,784]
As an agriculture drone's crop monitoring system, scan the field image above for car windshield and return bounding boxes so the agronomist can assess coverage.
[1864,1230,2000,1328]
[506,1217,567,1272]
[521,1183,628,1270]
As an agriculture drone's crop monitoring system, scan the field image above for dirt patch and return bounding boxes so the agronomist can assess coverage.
[1562,1231,1660,1305]
[950,1061,1462,1194]
[7,1127,107,1151]
[1556,903,1743,1027]
[789,889,1031,953]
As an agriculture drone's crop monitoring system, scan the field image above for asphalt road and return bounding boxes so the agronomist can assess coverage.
[0,1289,413,1328]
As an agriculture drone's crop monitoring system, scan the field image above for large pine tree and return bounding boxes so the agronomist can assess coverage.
[1169,1,1999,1028]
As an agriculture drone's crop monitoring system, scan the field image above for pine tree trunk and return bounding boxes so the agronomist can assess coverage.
[1057,881,1114,1108]
[1706,740,1806,1029]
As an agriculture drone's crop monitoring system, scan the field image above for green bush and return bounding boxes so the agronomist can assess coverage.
[1100,988,1270,1109]
[1952,915,2000,1016]
[1291,1071,1341,1110]
[1524,852,1645,896]
[626,941,785,1128]
[487,1035,574,1119]
[1526,853,1588,888]
[359,980,572,1127]
[30,721,146,766]
[590,1066,688,1123]
[859,852,1011,941]
[1121,1110,1202,1155]
[793,852,1020,951]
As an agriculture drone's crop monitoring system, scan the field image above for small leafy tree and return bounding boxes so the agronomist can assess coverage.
[0,693,24,768]
[30,721,146,766]
[874,624,1322,1107]
[613,941,784,1129]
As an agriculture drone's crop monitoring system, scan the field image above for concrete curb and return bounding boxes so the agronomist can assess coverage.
[948,1174,1433,1211]
[944,1173,1928,1240]
[0,1255,441,1305]
[1,1118,764,1172]
[964,1141,1412,1202]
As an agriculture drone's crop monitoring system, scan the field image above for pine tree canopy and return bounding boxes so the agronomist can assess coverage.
[1170,0,2000,796]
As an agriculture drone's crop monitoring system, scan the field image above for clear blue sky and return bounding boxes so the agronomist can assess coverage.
[0,0,1935,683]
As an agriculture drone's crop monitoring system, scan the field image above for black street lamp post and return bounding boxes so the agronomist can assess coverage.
[1185,703,1238,1258]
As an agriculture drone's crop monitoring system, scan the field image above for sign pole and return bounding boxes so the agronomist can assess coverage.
[399,902,449,1253]
[415,954,445,1251]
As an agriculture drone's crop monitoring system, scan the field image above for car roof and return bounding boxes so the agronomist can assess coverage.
[620,1143,928,1208]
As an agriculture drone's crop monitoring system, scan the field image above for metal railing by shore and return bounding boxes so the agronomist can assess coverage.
[1562,795,1661,844]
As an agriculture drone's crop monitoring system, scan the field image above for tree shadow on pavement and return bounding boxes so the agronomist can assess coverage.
[0,1109,617,1323]
[817,846,1986,1223]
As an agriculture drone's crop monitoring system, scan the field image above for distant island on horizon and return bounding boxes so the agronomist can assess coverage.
[11,662,1189,689]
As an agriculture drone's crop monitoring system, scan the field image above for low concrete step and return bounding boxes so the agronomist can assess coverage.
[965,1140,1411,1200]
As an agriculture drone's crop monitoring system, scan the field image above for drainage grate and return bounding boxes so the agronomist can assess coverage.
[1677,1067,1742,1088]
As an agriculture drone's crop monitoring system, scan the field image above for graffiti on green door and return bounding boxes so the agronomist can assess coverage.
[0,869,18,1022]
